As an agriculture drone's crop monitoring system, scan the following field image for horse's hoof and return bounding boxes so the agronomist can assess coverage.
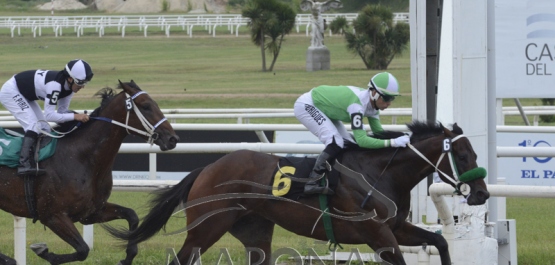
[30,243,48,256]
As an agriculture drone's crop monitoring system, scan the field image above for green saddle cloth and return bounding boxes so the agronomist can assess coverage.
[0,128,58,168]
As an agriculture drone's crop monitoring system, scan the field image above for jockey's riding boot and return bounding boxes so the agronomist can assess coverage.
[304,152,335,195]
[18,131,46,176]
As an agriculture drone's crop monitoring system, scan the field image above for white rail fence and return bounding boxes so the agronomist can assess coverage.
[1,106,554,124]
[0,13,410,38]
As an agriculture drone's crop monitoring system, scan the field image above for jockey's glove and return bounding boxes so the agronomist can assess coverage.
[391,135,410,148]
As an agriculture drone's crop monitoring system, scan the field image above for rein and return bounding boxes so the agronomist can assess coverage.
[407,134,481,196]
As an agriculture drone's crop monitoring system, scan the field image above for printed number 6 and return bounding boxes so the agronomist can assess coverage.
[272,166,294,196]
[351,113,363,130]
[443,139,451,152]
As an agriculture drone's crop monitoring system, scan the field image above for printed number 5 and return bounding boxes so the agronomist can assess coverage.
[50,91,60,104]
[125,98,133,111]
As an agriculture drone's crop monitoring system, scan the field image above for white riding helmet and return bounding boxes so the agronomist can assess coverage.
[65,59,93,85]
[368,72,400,97]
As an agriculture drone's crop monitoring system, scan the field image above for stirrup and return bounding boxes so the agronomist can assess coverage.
[304,177,335,195]
[304,185,335,195]
[17,168,46,176]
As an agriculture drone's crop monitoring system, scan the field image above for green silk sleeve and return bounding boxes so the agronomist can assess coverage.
[352,130,390,149]
[367,116,384,134]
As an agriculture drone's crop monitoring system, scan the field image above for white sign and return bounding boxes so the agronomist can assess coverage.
[498,132,555,185]
[495,0,555,98]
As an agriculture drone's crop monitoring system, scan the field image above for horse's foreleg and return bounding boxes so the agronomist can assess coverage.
[81,202,139,265]
[393,221,450,265]
[364,226,406,265]
[37,214,90,264]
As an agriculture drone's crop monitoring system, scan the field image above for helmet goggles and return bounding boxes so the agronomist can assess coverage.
[74,79,89,86]
[370,80,396,102]
[65,65,92,86]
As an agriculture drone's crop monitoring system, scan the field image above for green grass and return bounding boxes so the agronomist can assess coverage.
[0,11,554,264]
[506,198,555,265]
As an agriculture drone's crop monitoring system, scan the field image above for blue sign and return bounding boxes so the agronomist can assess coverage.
[498,132,555,185]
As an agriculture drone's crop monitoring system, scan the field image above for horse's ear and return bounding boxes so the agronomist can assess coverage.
[130,79,136,85]
[452,123,464,135]
[443,125,455,137]
[118,79,124,87]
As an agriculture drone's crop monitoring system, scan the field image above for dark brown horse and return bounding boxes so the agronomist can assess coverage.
[107,121,489,265]
[0,80,179,265]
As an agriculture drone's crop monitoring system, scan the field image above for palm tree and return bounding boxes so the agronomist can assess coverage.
[242,0,296,72]
[344,4,409,70]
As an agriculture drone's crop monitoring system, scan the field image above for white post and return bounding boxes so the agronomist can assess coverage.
[83,225,94,249]
[14,216,26,265]
[487,0,499,227]
[417,244,430,265]
[149,153,157,180]
[51,0,54,15]
[409,0,428,224]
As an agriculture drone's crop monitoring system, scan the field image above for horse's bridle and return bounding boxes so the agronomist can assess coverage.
[407,134,475,196]
[35,91,167,145]
[92,91,167,145]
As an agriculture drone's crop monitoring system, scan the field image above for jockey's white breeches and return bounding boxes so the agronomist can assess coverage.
[0,77,49,133]
[294,91,354,148]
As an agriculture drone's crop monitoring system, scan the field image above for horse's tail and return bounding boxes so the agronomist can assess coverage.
[104,167,203,245]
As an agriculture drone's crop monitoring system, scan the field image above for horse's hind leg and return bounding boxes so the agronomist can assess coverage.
[0,252,17,265]
[393,221,451,265]
[229,214,275,265]
[82,202,139,265]
[171,212,242,265]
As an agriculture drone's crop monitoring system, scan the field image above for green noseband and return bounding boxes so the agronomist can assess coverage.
[459,167,487,182]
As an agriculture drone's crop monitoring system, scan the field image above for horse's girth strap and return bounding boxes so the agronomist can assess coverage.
[318,194,341,250]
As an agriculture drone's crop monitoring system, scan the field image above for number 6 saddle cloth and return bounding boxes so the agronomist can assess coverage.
[269,156,340,201]
[0,127,57,168]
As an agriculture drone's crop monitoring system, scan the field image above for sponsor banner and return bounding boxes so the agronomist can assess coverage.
[498,132,555,185]
[113,171,189,181]
[495,0,555,98]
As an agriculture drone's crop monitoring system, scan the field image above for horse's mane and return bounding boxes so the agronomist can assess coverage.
[406,120,446,141]
[53,85,124,133]
[344,120,447,151]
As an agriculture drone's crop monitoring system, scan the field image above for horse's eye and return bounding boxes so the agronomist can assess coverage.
[141,104,151,111]
[458,155,466,161]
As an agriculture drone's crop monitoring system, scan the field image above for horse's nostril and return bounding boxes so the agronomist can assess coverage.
[477,190,490,201]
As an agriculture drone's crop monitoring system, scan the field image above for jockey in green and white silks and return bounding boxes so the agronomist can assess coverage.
[294,72,410,195]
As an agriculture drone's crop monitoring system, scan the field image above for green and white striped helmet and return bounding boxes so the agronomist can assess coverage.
[368,72,400,96]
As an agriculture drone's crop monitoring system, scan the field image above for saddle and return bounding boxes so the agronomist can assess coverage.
[270,156,340,201]
[0,128,57,168]
[1,127,57,223]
